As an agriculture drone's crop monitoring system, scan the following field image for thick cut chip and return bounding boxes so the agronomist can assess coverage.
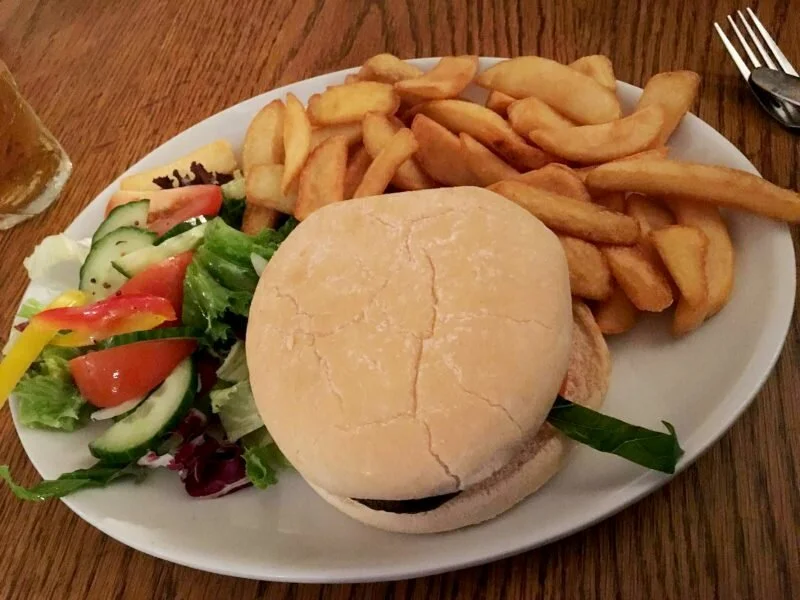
[476,56,622,124]
[343,145,373,200]
[243,100,285,173]
[586,159,800,222]
[508,96,576,136]
[362,112,435,190]
[666,198,734,316]
[636,71,701,146]
[310,123,363,151]
[593,285,638,335]
[569,55,617,91]
[528,105,665,164]
[353,129,419,198]
[242,204,280,235]
[281,93,313,193]
[514,164,591,202]
[395,55,479,100]
[295,135,348,221]
[558,235,613,300]
[650,225,709,307]
[489,180,640,245]
[414,99,552,170]
[485,90,516,116]
[246,164,298,214]
[411,114,479,186]
[307,82,400,125]
[460,133,520,186]
[358,54,424,84]
[602,245,674,312]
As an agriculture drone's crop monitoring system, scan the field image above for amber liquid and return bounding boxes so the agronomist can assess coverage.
[0,61,69,224]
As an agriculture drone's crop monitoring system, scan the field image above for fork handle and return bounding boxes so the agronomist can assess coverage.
[750,67,800,108]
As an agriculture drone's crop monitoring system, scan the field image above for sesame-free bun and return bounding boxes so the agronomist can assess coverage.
[247,187,572,503]
[311,300,610,533]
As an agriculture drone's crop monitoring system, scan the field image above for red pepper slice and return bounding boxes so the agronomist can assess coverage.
[34,294,176,347]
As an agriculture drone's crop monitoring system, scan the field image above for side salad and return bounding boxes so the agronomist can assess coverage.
[0,141,295,500]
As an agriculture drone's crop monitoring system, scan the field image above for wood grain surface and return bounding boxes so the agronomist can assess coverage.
[1,1,799,598]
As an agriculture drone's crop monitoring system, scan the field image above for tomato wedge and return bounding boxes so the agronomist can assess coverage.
[117,251,194,314]
[104,185,223,235]
[70,339,196,407]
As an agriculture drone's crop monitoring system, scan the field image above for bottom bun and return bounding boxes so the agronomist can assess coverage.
[309,301,611,534]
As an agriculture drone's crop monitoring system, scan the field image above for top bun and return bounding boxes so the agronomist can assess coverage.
[246,187,572,500]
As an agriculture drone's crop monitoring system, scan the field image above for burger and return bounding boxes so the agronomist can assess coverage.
[246,186,665,534]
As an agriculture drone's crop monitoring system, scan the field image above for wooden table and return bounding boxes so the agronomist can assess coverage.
[1,1,798,598]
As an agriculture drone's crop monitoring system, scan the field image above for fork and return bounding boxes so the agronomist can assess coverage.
[714,7,800,130]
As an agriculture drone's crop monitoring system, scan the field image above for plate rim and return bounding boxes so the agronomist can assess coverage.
[9,57,797,583]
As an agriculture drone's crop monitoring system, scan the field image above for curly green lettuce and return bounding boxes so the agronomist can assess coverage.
[14,347,89,432]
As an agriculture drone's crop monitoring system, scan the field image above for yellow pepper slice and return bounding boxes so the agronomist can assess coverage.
[0,290,87,406]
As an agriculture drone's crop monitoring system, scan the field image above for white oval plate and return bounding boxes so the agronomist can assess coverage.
[10,58,796,583]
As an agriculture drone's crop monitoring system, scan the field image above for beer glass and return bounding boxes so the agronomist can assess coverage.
[0,60,71,229]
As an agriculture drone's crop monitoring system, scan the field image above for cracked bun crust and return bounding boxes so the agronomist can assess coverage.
[247,186,572,502]
[311,300,610,533]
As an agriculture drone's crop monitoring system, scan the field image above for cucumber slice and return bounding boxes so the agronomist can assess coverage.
[154,216,207,245]
[89,357,197,464]
[112,222,207,278]
[99,326,203,349]
[92,200,150,244]
[221,172,245,200]
[79,227,157,299]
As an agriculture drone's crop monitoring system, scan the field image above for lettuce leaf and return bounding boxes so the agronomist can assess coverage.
[181,260,251,348]
[243,441,290,490]
[181,217,297,353]
[0,463,147,501]
[254,217,299,258]
[202,216,298,267]
[218,181,246,230]
[196,245,259,293]
[210,380,262,442]
[23,234,90,292]
[217,341,248,383]
[14,346,88,431]
[38,346,80,381]
[15,377,87,431]
[17,298,45,319]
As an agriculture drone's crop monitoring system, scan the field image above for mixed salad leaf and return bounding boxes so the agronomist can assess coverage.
[219,174,247,229]
[15,346,89,431]
[182,216,297,353]
[209,342,263,442]
[244,443,291,490]
[17,299,45,320]
[0,462,146,501]
[23,234,90,292]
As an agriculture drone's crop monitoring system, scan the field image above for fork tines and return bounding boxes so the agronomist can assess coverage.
[714,8,798,80]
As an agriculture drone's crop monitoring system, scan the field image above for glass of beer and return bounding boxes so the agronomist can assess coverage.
[0,60,71,229]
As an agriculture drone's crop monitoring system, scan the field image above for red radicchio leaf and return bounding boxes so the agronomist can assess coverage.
[172,435,250,499]
[141,409,250,499]
[174,408,208,442]
[152,162,234,189]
